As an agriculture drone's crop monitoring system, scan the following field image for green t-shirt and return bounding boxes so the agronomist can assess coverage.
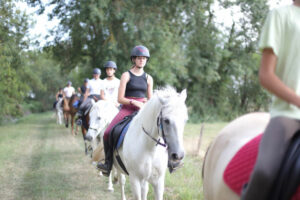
[259,5,300,119]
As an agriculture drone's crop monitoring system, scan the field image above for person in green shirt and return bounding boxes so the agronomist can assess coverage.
[242,0,300,199]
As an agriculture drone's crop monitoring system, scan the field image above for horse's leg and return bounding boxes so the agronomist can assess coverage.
[141,181,149,200]
[71,115,75,136]
[118,172,127,200]
[129,176,141,200]
[107,170,114,191]
[60,112,63,125]
[65,113,69,128]
[152,176,165,200]
[82,127,88,155]
[56,111,59,124]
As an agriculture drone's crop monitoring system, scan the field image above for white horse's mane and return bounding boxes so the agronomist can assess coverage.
[137,86,187,120]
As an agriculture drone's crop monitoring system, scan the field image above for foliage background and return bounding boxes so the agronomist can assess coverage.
[0,0,272,124]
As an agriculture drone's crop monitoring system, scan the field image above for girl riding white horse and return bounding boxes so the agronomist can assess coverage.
[112,87,188,200]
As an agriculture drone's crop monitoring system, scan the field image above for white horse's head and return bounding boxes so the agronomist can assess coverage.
[146,86,188,172]
[86,100,119,142]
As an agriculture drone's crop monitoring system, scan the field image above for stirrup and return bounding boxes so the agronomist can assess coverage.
[97,162,110,177]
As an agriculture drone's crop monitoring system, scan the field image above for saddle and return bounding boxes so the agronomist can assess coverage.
[109,111,138,175]
[223,132,300,200]
[109,111,138,151]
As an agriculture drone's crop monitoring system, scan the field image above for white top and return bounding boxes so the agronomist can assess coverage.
[102,77,120,102]
[87,78,103,95]
[259,5,300,119]
[63,86,75,98]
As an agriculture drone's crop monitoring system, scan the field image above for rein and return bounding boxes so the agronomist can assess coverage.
[142,111,167,148]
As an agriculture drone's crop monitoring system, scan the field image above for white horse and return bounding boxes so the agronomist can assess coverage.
[113,87,188,200]
[86,100,119,153]
[85,100,119,191]
[56,97,64,125]
[202,112,270,200]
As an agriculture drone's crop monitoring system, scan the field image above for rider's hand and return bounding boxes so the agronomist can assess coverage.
[132,100,144,109]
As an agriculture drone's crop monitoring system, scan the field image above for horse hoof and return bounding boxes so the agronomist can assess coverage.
[107,187,114,192]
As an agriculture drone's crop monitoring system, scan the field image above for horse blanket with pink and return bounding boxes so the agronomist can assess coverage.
[223,134,300,200]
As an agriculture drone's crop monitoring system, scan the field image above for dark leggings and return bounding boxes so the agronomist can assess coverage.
[242,116,300,200]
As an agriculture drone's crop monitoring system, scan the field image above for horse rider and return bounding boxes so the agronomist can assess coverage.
[76,68,103,125]
[101,61,120,108]
[74,78,89,108]
[241,0,300,199]
[63,81,75,100]
[53,88,64,109]
[97,45,153,176]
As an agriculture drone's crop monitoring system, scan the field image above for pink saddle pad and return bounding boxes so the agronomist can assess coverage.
[223,133,300,200]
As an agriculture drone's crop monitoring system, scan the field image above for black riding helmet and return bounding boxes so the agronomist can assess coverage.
[130,45,150,63]
[104,61,117,69]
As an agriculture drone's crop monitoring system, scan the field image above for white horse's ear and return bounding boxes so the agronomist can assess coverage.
[180,89,187,102]
[158,96,167,105]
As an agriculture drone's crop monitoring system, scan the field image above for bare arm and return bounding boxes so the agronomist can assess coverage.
[146,75,153,100]
[259,48,300,107]
[78,87,82,94]
[100,89,106,100]
[55,92,59,101]
[118,72,131,105]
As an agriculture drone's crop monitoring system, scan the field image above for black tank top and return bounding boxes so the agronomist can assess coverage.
[125,70,148,98]
[58,94,63,98]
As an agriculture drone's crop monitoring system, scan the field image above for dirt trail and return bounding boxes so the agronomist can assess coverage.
[0,114,125,200]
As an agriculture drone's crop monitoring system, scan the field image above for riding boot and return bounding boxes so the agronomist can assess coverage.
[97,138,113,177]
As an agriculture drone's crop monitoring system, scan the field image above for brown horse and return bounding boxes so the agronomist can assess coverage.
[81,109,91,155]
[63,94,79,136]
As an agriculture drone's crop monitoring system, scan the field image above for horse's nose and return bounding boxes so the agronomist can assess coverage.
[171,151,184,161]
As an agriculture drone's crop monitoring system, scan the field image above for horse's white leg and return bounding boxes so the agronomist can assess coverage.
[141,181,149,200]
[118,172,127,200]
[107,171,114,191]
[152,176,165,200]
[58,112,62,125]
[129,176,141,200]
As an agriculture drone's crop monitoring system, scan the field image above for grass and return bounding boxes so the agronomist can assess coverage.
[0,112,228,200]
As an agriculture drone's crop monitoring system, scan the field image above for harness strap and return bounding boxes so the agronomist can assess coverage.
[89,127,98,131]
[142,126,167,147]
[115,150,129,175]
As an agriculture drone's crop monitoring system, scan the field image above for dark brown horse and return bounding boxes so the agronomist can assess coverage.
[63,94,79,136]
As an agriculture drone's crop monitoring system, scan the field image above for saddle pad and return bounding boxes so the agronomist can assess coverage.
[115,121,131,150]
[223,134,300,199]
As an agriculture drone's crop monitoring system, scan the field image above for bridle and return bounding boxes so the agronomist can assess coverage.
[142,110,168,148]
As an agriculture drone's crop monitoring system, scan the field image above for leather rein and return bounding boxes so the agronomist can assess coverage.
[142,111,168,148]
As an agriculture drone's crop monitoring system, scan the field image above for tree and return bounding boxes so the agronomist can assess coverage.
[0,0,30,122]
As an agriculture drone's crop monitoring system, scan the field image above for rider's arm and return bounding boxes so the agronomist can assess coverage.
[55,92,59,101]
[100,89,106,100]
[118,72,130,105]
[259,48,300,107]
[146,75,153,101]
